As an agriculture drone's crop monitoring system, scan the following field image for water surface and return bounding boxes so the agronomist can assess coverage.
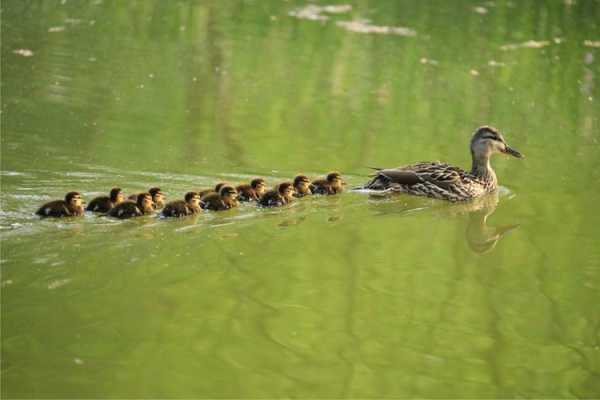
[2,0,600,398]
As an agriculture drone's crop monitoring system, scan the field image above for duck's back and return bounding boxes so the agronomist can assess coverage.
[200,193,226,210]
[259,190,284,207]
[36,200,70,217]
[162,200,198,217]
[310,179,333,195]
[86,196,112,213]
[363,162,488,201]
[107,201,142,219]
[236,184,258,202]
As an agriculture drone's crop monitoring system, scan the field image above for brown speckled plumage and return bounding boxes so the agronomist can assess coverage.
[162,192,202,217]
[200,186,239,211]
[310,172,345,195]
[87,188,124,213]
[108,193,154,219]
[36,192,84,217]
[259,182,294,207]
[293,175,312,198]
[236,178,266,202]
[360,126,523,202]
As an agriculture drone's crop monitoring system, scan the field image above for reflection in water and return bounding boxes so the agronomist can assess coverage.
[463,194,520,254]
[366,191,519,254]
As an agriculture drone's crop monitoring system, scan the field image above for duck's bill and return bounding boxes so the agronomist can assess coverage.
[503,146,523,158]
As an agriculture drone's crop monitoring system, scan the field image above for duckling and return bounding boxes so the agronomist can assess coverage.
[108,192,154,219]
[293,175,312,198]
[198,182,228,198]
[129,187,166,209]
[161,192,202,217]
[200,185,239,211]
[236,178,267,202]
[310,172,345,195]
[86,187,124,213]
[259,182,295,207]
[36,192,84,217]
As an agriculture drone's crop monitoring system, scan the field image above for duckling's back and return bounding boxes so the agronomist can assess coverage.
[36,200,69,217]
[107,201,142,219]
[258,190,284,207]
[200,193,226,211]
[236,184,258,202]
[162,200,199,217]
[86,196,112,213]
[310,179,333,195]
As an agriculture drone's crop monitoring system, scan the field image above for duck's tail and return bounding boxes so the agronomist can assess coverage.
[352,169,388,191]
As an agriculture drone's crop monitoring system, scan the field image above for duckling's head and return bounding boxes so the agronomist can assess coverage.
[471,126,523,160]
[110,188,124,203]
[137,192,154,211]
[185,191,201,207]
[278,182,295,200]
[149,187,165,206]
[326,172,345,189]
[251,178,267,196]
[219,185,238,200]
[215,182,228,193]
[65,192,83,208]
[293,175,311,193]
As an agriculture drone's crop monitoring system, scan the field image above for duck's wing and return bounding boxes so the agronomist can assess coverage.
[362,162,465,190]
[404,162,465,190]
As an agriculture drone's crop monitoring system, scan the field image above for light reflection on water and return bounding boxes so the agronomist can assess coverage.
[2,0,600,398]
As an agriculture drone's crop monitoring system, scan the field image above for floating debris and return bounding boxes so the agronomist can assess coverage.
[336,19,416,37]
[13,49,34,57]
[48,26,65,33]
[500,40,550,50]
[488,60,505,67]
[321,5,352,14]
[288,4,352,21]
[64,18,82,25]
[584,40,600,48]
[473,6,488,14]
[48,278,71,290]
[420,57,439,65]
[584,52,594,65]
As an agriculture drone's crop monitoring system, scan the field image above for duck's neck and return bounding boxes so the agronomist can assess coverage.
[67,204,82,215]
[470,153,497,184]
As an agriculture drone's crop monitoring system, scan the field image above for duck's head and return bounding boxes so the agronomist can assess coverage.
[65,192,83,208]
[185,191,201,207]
[326,172,345,190]
[278,182,295,201]
[471,126,523,160]
[293,175,311,194]
[110,188,124,203]
[149,187,165,207]
[214,182,228,193]
[219,185,238,200]
[251,178,267,197]
[137,192,154,211]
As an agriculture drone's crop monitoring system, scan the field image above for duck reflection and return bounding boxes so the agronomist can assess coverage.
[367,191,519,253]
[463,194,520,253]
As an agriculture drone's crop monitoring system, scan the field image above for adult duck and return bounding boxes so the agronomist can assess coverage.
[359,126,523,202]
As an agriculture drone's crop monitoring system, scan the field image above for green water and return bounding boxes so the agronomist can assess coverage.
[2,0,600,398]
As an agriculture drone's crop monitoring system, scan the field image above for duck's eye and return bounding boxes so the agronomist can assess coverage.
[482,135,500,141]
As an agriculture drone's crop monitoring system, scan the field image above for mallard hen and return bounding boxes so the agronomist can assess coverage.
[359,126,523,202]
